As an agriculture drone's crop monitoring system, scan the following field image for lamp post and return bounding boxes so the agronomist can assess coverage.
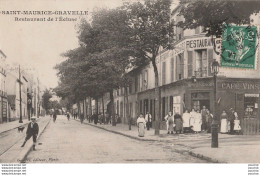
[211,59,220,148]
[18,65,23,123]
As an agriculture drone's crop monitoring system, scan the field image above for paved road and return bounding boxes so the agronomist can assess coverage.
[0,118,48,158]
[26,116,207,163]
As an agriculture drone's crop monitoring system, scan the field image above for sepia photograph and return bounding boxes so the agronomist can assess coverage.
[0,0,260,173]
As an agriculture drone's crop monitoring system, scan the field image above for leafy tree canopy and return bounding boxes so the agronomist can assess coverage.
[178,0,260,37]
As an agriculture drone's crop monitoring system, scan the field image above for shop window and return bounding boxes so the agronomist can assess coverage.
[169,96,173,112]
[139,100,143,114]
[150,99,153,120]
[173,96,181,114]
[191,92,210,111]
[162,97,166,120]
[244,94,259,118]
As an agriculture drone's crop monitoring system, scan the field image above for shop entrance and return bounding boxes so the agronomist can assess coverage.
[191,92,210,112]
[192,100,210,111]
[242,94,260,135]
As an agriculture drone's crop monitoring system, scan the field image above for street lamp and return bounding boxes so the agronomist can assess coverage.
[211,59,220,148]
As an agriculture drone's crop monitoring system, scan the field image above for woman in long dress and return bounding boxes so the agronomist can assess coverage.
[168,114,175,134]
[137,114,146,137]
[193,110,202,133]
[189,109,196,131]
[234,115,241,134]
[220,111,228,133]
[182,110,191,133]
[174,112,183,134]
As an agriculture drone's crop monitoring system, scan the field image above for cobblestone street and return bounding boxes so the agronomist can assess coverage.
[25,116,207,163]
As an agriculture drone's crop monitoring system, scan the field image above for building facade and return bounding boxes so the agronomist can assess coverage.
[0,50,7,123]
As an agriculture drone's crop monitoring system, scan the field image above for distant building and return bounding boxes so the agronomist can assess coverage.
[0,50,7,123]
[6,66,28,122]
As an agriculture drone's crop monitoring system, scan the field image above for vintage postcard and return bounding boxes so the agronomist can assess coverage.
[0,0,260,174]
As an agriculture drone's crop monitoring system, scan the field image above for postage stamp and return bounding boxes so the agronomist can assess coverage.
[221,24,259,69]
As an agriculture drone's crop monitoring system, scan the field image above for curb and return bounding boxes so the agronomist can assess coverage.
[84,122,156,142]
[188,151,225,163]
[0,122,30,135]
[20,118,51,163]
[84,122,224,163]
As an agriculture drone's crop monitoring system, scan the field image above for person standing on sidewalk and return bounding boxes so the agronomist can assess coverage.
[206,109,213,133]
[182,109,191,133]
[201,106,207,131]
[53,111,57,123]
[229,108,237,135]
[21,116,39,151]
[137,113,146,137]
[145,111,152,130]
[66,112,70,121]
[164,111,173,134]
[220,110,228,133]
[174,112,183,134]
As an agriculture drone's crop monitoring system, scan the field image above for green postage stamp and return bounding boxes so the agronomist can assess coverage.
[221,24,258,69]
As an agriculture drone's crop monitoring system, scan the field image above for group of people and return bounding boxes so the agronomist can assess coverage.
[89,112,121,125]
[220,108,241,134]
[136,106,215,137]
[164,106,214,134]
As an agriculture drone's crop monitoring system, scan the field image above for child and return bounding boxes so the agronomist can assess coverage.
[234,115,241,135]
[21,116,39,150]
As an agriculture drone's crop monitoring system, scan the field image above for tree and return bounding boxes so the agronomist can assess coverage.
[123,0,175,134]
[42,89,53,113]
[178,0,260,37]
[55,8,133,125]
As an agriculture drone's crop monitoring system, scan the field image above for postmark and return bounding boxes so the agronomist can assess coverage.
[221,24,259,69]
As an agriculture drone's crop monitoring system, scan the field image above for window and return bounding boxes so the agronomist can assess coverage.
[135,75,138,92]
[175,53,184,80]
[244,94,259,118]
[187,51,193,78]
[162,62,166,85]
[139,74,142,92]
[171,57,174,82]
[195,49,207,77]
[142,70,148,90]
[208,49,214,76]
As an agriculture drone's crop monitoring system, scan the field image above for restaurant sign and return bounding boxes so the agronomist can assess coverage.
[175,37,213,54]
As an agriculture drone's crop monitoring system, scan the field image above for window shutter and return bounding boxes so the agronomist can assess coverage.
[180,53,184,79]
[208,49,214,76]
[162,62,166,85]
[188,51,193,77]
[171,57,174,82]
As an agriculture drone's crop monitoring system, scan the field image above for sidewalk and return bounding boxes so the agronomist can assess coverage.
[0,116,51,163]
[83,120,260,163]
[0,119,31,134]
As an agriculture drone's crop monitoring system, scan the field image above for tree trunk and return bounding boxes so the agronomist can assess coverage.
[124,86,131,130]
[82,99,85,118]
[77,102,81,117]
[102,95,105,119]
[89,97,92,116]
[95,98,98,115]
[109,90,116,126]
[152,59,161,135]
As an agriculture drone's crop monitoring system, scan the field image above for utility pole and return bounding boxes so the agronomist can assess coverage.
[18,65,23,123]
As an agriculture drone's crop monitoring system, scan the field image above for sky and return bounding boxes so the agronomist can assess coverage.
[0,0,124,89]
